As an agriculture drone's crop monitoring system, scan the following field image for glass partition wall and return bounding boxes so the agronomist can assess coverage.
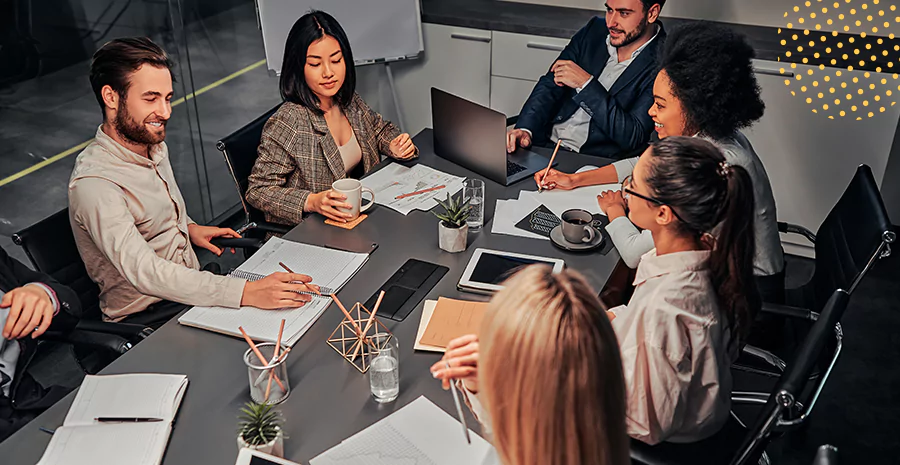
[0,0,280,260]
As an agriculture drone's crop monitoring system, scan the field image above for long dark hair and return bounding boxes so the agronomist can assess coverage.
[280,10,356,113]
[644,137,760,344]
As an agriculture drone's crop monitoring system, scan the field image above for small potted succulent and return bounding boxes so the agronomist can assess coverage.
[237,401,285,457]
[433,193,471,253]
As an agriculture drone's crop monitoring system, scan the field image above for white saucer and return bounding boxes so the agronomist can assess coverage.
[549,225,604,252]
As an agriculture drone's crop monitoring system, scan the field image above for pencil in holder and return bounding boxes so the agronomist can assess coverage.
[326,302,393,373]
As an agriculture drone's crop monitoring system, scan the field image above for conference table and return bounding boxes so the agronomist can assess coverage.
[0,129,623,464]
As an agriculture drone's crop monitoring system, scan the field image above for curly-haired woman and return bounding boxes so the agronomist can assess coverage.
[537,21,784,303]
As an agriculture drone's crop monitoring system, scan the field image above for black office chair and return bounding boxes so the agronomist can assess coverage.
[630,289,851,465]
[216,104,291,252]
[736,164,894,378]
[12,209,153,373]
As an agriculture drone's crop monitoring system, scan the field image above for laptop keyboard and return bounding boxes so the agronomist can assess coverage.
[507,160,528,176]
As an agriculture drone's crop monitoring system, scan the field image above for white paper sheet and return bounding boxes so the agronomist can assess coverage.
[310,396,495,465]
[519,182,621,219]
[489,198,548,241]
[362,163,466,215]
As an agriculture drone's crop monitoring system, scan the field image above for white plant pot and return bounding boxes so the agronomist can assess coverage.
[238,426,284,458]
[438,222,468,253]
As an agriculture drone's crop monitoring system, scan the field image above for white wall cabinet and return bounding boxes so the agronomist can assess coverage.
[390,23,492,136]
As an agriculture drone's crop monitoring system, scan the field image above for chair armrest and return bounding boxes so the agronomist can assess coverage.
[211,237,265,250]
[76,320,154,341]
[43,329,133,355]
[777,221,816,244]
[256,222,291,235]
[761,302,818,321]
[506,115,519,127]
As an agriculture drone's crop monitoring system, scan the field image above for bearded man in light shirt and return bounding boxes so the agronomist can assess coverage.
[507,0,667,159]
[69,38,316,327]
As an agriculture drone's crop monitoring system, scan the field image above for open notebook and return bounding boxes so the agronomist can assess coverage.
[36,374,188,465]
[178,238,369,346]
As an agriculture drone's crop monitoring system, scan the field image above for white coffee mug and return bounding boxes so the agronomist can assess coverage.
[331,179,375,220]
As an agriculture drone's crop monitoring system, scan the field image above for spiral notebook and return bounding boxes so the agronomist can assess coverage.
[36,374,188,465]
[178,237,369,346]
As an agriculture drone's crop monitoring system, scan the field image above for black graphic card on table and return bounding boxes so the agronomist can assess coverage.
[515,204,561,237]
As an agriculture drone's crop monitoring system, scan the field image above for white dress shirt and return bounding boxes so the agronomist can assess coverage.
[69,127,246,321]
[547,28,659,152]
[606,131,784,277]
[609,249,737,445]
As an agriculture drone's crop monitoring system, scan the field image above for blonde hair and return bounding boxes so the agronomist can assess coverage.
[479,266,629,465]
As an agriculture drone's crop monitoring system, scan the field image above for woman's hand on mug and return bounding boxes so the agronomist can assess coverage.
[390,133,417,159]
[305,190,354,222]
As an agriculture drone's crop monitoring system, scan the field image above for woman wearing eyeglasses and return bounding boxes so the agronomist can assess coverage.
[437,137,759,446]
[536,22,784,303]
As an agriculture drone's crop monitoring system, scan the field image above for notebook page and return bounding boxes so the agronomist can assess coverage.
[36,422,170,465]
[179,238,368,345]
[310,396,493,465]
[180,297,331,346]
[238,237,369,291]
[64,374,188,426]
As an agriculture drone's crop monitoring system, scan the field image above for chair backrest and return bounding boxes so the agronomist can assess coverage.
[216,104,282,224]
[12,208,101,318]
[812,165,894,310]
[732,289,851,465]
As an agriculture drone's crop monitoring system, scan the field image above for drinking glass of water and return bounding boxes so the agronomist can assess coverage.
[463,179,485,232]
[368,333,400,403]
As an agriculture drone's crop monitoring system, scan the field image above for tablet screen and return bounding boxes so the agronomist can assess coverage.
[469,253,556,285]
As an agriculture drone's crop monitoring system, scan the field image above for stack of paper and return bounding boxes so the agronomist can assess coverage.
[361,163,466,215]
[415,298,488,352]
[178,237,369,346]
[310,396,496,465]
[490,165,621,240]
[37,374,188,465]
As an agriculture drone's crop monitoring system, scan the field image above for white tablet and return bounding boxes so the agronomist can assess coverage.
[235,448,300,465]
[458,248,565,295]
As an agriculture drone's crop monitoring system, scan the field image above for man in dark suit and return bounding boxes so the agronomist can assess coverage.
[0,246,81,441]
[507,0,667,159]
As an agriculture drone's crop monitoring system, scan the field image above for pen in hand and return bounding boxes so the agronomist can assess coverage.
[278,262,322,295]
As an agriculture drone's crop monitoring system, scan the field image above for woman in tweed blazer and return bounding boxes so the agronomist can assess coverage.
[246,11,417,226]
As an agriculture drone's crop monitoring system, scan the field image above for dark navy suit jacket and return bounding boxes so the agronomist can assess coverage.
[515,17,666,159]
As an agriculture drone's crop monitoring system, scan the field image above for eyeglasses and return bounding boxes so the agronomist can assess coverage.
[622,175,688,224]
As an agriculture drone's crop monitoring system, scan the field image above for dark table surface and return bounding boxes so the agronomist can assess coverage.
[0,129,620,465]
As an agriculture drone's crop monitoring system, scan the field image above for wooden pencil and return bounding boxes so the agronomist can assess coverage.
[538,139,563,192]
[239,326,285,391]
[265,319,286,401]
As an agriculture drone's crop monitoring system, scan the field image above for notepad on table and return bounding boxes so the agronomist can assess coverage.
[178,237,369,346]
[310,396,495,465]
[36,373,188,465]
[415,297,488,351]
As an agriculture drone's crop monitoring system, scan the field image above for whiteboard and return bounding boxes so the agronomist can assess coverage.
[257,0,424,75]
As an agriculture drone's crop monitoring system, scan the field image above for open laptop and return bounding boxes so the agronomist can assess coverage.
[431,88,554,186]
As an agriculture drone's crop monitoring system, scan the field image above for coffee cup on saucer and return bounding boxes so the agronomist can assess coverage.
[560,209,597,244]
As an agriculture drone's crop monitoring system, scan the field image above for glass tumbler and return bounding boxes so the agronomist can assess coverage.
[368,333,400,403]
[244,342,291,404]
[463,179,485,231]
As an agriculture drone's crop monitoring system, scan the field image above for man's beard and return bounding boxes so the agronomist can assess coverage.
[610,17,649,48]
[114,99,166,146]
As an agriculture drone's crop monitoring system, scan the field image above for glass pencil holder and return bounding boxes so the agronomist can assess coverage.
[244,342,291,405]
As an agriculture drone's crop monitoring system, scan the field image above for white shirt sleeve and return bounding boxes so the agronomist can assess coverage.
[612,157,639,183]
[605,216,654,268]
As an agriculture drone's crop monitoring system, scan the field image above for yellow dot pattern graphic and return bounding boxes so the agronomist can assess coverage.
[781,0,900,119]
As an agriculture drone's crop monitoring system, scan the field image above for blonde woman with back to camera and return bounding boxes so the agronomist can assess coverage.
[431,266,630,465]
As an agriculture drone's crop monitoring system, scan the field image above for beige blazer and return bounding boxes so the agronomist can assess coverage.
[246,93,417,226]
